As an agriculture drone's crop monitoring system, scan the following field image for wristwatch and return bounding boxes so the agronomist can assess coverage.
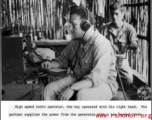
[70,85,76,92]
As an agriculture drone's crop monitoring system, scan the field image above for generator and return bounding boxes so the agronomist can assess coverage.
[2,36,24,85]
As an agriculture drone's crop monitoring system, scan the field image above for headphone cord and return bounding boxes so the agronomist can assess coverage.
[70,31,87,70]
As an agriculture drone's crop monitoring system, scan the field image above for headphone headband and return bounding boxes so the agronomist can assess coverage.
[72,6,89,20]
[79,7,89,20]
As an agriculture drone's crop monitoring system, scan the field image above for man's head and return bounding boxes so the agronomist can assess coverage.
[70,7,94,39]
[109,2,125,24]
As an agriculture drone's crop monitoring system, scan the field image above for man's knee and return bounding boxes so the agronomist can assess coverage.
[76,87,112,100]
[44,82,57,92]
[118,68,133,87]
[76,89,89,100]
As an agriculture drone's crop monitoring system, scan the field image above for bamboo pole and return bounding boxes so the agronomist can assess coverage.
[53,0,56,39]
[2,0,6,28]
[40,0,44,39]
[45,0,49,39]
[51,0,53,39]
[12,0,15,34]
[18,0,21,34]
[60,0,64,39]
[23,0,26,34]
[43,0,47,39]
[14,0,18,34]
[47,0,52,39]
[17,0,20,34]
[47,0,51,39]
[30,0,34,40]
[31,0,35,38]
[29,0,31,34]
[8,0,12,31]
[6,0,9,27]
[22,0,25,34]
[34,0,37,37]
[5,0,8,27]
[37,0,41,38]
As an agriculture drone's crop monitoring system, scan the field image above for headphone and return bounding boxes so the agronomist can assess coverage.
[79,7,91,31]
[71,6,91,32]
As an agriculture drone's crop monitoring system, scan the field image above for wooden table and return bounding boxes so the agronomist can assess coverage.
[33,39,70,57]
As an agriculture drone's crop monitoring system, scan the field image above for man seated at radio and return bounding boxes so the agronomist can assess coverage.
[41,6,118,101]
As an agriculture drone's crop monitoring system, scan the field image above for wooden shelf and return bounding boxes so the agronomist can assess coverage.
[33,39,70,46]
[124,2,149,7]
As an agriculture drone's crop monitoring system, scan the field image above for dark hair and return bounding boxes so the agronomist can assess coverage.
[109,2,126,12]
[70,7,95,25]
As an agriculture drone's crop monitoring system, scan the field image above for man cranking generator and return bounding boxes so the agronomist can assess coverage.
[101,2,138,93]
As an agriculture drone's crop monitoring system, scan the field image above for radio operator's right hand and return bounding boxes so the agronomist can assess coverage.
[41,61,52,70]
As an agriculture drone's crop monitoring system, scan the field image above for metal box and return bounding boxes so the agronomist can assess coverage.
[2,36,24,85]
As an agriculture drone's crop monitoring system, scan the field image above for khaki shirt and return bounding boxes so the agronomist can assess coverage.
[100,21,138,67]
[55,28,118,95]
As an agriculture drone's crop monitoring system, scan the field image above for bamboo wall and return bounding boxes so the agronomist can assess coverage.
[120,0,149,83]
[1,0,67,40]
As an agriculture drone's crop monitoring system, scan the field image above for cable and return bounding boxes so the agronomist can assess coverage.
[23,53,56,76]
[69,30,87,72]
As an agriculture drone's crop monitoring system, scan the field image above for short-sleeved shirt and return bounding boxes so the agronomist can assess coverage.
[55,28,118,96]
[100,21,138,67]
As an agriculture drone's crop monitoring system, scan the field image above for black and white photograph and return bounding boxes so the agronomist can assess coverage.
[1,0,151,102]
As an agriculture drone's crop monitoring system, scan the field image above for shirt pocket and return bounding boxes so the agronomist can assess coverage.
[79,57,93,75]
